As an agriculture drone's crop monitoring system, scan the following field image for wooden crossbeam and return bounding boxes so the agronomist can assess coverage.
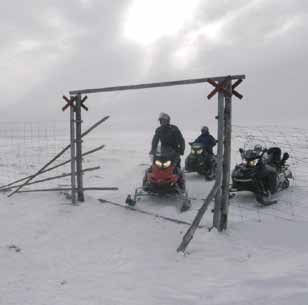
[69,75,245,95]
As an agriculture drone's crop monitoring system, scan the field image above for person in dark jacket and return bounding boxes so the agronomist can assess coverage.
[193,126,216,154]
[150,112,185,155]
[150,113,185,167]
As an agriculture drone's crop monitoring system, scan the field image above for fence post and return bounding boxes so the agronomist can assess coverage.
[70,95,77,204]
[213,87,225,230]
[75,94,84,202]
[220,80,233,230]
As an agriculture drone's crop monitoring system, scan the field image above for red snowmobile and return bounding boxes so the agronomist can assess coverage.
[125,148,191,212]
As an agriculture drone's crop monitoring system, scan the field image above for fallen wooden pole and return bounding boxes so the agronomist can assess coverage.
[7,116,109,197]
[1,166,100,191]
[17,187,118,193]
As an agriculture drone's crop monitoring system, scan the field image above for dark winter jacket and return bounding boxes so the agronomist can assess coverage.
[151,124,185,155]
[193,133,216,154]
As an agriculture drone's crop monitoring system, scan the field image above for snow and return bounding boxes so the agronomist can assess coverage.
[1,123,308,305]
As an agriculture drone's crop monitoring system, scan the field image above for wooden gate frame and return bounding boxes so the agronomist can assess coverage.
[68,74,245,246]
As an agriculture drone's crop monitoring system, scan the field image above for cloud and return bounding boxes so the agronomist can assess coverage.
[0,0,307,127]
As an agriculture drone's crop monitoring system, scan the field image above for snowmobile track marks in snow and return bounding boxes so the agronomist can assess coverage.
[98,198,206,228]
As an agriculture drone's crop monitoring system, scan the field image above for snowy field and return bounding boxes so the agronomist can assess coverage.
[1,121,308,305]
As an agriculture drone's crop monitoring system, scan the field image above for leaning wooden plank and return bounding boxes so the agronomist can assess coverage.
[7,116,109,197]
[17,187,118,193]
[0,145,105,190]
[38,145,104,177]
[1,167,100,191]
[176,181,219,253]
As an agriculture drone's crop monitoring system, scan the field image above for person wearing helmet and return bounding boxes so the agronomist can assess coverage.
[192,126,216,154]
[150,112,185,158]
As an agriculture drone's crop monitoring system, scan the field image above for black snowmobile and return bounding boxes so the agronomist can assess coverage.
[231,146,292,205]
[185,142,217,180]
[126,148,191,212]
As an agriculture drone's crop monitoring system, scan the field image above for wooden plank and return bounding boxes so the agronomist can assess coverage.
[7,116,110,197]
[69,75,246,95]
[2,167,100,191]
[98,199,206,228]
[0,145,104,190]
[17,187,118,193]
[176,181,219,253]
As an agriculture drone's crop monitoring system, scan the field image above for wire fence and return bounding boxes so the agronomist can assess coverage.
[0,120,307,226]
[0,121,71,188]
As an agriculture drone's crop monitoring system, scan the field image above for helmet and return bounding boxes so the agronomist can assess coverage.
[201,126,209,134]
[254,144,263,153]
[158,112,170,123]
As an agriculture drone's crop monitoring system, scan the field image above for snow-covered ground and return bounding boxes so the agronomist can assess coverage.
[1,122,308,305]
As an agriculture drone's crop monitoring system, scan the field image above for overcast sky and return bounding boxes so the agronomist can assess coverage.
[1,0,307,130]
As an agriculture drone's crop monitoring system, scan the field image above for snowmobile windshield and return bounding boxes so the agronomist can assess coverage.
[191,143,203,150]
[154,147,177,163]
[190,143,204,155]
[243,149,259,161]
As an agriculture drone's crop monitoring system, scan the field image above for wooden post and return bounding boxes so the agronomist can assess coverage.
[220,80,233,230]
[213,88,225,230]
[70,96,77,204]
[75,94,84,202]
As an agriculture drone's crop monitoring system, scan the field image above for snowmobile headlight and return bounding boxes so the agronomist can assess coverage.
[191,149,196,154]
[248,160,257,166]
[196,149,203,155]
[155,160,163,168]
[163,160,172,168]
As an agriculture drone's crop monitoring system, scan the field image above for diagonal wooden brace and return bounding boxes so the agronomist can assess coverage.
[207,76,231,99]
[231,79,243,99]
[80,95,89,111]
[62,95,76,111]
[207,76,243,100]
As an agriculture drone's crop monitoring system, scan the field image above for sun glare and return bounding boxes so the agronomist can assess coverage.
[124,0,200,45]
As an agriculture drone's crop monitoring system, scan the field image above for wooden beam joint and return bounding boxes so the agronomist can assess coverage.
[62,95,76,111]
[207,76,243,100]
